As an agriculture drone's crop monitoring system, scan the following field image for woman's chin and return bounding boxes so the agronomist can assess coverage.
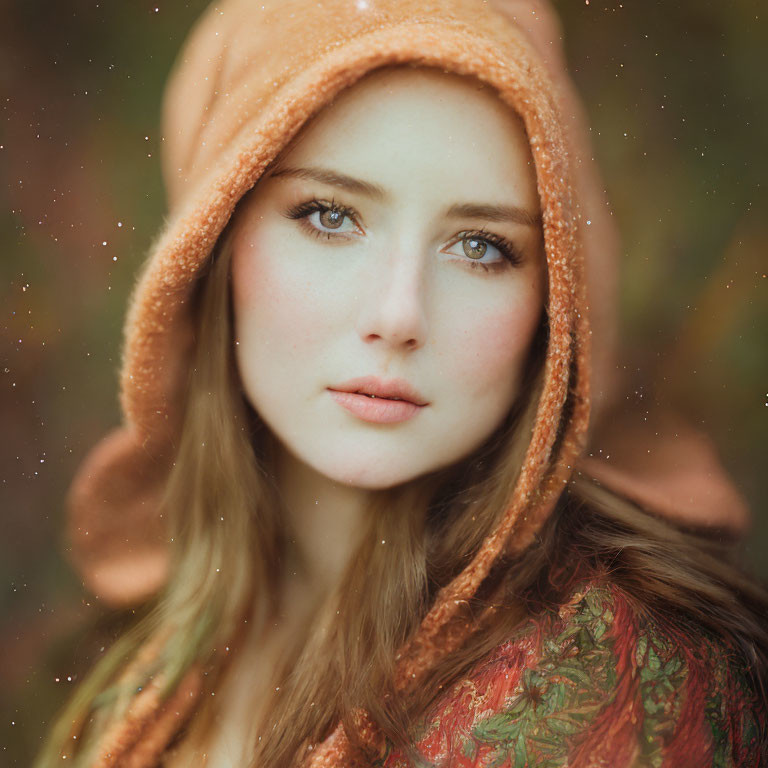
[310,458,426,491]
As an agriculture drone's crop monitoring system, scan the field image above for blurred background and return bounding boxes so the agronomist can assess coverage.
[1,0,766,762]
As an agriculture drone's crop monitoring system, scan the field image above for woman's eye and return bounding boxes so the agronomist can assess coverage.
[308,206,358,234]
[443,232,522,269]
[284,199,361,238]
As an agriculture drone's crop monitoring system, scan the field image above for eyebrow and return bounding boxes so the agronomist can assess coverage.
[269,165,541,227]
[445,202,541,228]
[269,165,387,200]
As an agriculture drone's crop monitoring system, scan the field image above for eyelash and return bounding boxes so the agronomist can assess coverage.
[283,197,523,271]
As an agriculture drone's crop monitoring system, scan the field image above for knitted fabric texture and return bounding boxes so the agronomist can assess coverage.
[67,0,749,609]
[69,0,591,607]
[63,0,751,764]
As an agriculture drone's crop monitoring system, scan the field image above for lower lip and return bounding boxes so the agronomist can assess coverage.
[328,390,424,424]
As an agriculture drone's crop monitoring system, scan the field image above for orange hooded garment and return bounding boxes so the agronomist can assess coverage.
[62,0,760,765]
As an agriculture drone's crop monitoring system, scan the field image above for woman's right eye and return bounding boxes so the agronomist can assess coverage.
[284,199,361,238]
[308,206,358,233]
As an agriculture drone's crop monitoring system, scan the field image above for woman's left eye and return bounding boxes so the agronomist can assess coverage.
[442,231,522,270]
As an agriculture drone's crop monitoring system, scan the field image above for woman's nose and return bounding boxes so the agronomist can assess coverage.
[356,248,428,352]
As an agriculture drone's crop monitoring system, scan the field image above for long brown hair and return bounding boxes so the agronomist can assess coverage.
[38,210,768,766]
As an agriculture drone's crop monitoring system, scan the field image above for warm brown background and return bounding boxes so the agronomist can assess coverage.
[1,0,766,763]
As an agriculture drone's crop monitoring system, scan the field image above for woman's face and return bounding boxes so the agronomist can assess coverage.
[230,67,545,489]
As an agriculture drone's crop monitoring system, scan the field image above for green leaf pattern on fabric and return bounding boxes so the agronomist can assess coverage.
[381,581,765,768]
[465,585,618,767]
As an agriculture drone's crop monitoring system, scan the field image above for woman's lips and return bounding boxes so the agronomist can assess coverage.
[329,376,427,403]
[328,390,424,424]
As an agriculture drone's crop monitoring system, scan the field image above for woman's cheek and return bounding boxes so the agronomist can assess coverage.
[233,236,330,358]
[451,297,542,401]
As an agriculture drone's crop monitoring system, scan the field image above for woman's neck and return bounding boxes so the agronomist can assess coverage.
[272,440,373,599]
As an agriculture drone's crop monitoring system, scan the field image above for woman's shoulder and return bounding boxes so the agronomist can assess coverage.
[383,576,767,767]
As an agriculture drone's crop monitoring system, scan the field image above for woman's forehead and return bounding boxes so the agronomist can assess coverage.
[268,66,540,214]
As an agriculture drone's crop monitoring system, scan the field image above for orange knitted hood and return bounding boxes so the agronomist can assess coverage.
[67,0,748,617]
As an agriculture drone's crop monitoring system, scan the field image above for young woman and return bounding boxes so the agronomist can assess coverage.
[39,0,768,765]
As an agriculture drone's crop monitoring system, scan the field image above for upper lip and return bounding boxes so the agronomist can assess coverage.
[329,376,428,406]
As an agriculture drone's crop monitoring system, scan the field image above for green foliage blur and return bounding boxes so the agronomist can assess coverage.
[1,0,765,763]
